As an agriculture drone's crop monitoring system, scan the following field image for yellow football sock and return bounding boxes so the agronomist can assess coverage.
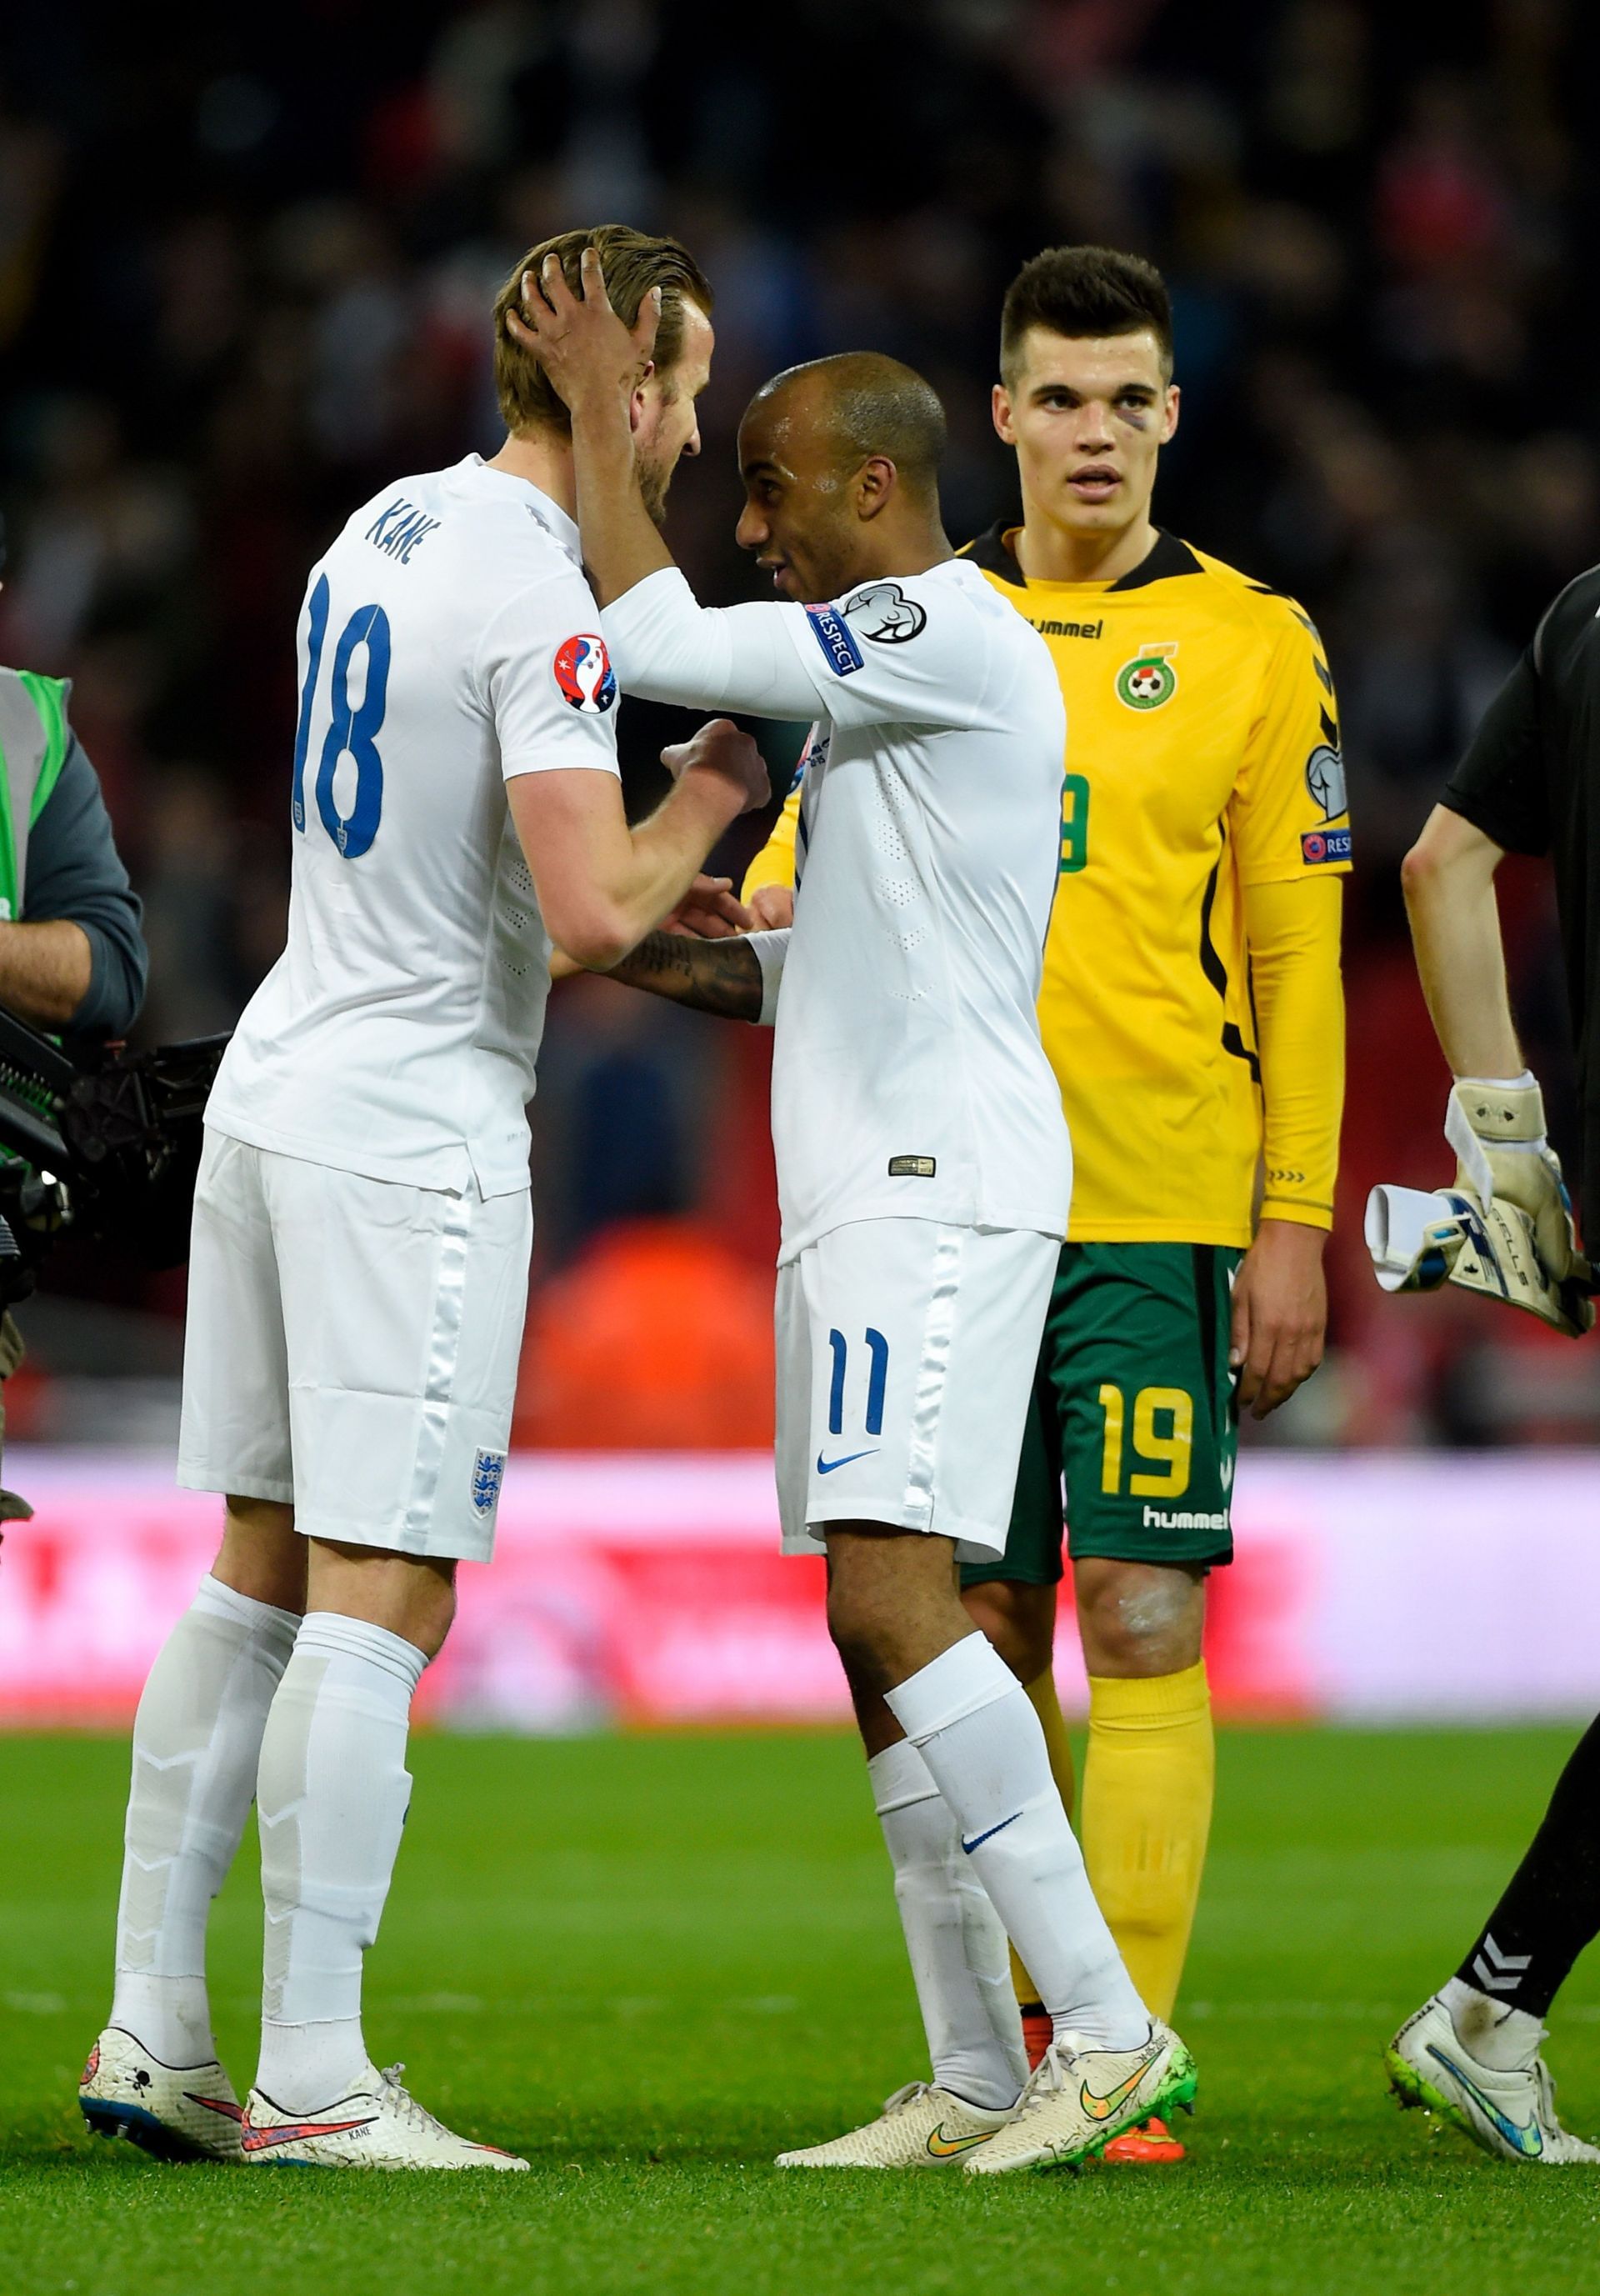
[1080,1660,1214,2023]
[1010,1668,1077,2008]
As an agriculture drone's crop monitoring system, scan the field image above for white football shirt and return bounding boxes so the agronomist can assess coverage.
[207,456,621,1196]
[601,558,1072,1258]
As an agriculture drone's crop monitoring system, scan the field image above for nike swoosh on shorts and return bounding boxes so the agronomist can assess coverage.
[815,1448,878,1474]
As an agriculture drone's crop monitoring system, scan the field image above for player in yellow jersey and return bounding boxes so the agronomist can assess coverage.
[743,247,1348,2163]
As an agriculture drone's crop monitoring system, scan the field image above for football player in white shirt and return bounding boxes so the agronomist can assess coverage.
[79,227,768,2172]
[511,253,1197,2174]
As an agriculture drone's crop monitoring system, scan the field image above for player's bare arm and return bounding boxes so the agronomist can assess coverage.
[1401,803,1522,1076]
[603,928,764,1020]
[508,250,677,607]
[547,874,747,983]
[1393,801,1588,1316]
[548,858,755,982]
[0,918,94,1028]
[510,718,768,971]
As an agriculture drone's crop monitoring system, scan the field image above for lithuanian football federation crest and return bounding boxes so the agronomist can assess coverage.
[1115,643,1178,711]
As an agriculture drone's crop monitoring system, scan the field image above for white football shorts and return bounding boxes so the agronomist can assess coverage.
[178,1129,532,1563]
[774,1218,1058,1563]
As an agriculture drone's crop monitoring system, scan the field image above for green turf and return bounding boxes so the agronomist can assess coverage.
[4,1726,1600,2295]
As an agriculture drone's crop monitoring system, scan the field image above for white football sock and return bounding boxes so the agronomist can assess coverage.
[255,1612,427,2113]
[1441,1975,1545,2069]
[885,1633,1150,2054]
[111,1573,299,2067]
[870,1738,1028,2110]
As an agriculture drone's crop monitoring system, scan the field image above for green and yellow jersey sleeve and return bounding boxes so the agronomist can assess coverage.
[1228,598,1352,886]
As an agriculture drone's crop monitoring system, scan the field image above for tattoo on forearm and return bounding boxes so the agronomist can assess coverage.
[608,932,763,1021]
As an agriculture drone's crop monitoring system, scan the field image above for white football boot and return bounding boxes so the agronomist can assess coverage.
[963,2021,1197,2176]
[78,2027,245,2162]
[1388,1993,1600,2165]
[241,2061,528,2170]
[776,2081,1015,2168]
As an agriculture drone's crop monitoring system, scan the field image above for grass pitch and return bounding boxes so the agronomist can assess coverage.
[2,1727,1600,2295]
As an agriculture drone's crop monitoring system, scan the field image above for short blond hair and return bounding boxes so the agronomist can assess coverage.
[492,224,714,438]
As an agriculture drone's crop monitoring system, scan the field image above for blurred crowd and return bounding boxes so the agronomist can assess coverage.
[2,0,1598,1444]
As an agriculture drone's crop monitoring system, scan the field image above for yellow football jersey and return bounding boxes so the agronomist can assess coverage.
[745,525,1350,1246]
[965,523,1348,1243]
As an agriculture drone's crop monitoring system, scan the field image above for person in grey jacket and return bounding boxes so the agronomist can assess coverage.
[0,662,148,1518]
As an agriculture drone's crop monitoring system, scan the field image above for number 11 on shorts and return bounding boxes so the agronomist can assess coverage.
[828,1327,889,1438]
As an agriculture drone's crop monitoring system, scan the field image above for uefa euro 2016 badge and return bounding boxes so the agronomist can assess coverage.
[1115,642,1178,711]
[552,633,618,713]
[471,1448,508,1518]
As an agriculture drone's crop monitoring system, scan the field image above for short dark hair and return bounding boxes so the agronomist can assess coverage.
[999,246,1173,386]
[749,352,947,502]
[492,224,714,437]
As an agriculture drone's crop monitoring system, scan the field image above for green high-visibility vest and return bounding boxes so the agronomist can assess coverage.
[0,670,70,921]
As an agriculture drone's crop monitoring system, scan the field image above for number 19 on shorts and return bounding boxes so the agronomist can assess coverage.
[1098,1383,1192,1498]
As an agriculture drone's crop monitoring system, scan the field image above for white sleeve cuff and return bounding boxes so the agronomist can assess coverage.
[744,927,789,1027]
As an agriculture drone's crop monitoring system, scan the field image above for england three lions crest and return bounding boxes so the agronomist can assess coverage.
[472,1448,507,1518]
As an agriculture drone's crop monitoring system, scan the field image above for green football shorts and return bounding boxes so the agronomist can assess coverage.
[961,1240,1242,1586]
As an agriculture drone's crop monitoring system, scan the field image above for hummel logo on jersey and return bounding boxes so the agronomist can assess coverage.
[961,1812,1022,1855]
[553,634,617,713]
[841,580,928,644]
[1080,2064,1149,2123]
[816,1448,878,1474]
[804,603,865,676]
[1030,617,1103,640]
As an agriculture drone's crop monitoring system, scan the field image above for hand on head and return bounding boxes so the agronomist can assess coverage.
[506,246,661,413]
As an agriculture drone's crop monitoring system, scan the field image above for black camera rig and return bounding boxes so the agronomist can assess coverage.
[0,1008,228,1303]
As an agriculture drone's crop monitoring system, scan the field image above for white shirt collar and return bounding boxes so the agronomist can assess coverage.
[462,454,582,565]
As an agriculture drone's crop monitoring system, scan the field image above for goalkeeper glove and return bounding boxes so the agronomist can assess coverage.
[1447,1074,1589,1296]
[1365,1072,1594,1338]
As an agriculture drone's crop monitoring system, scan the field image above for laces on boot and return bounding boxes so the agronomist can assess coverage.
[1014,2045,1070,2114]
[378,2064,449,2137]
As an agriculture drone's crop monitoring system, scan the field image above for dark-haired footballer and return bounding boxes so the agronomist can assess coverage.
[745,246,1350,2163]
